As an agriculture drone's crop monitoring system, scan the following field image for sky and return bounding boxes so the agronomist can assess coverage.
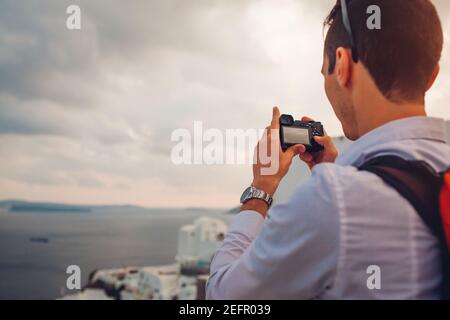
[1,0,450,208]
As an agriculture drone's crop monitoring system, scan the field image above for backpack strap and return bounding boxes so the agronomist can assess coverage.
[440,172,450,248]
[358,155,449,299]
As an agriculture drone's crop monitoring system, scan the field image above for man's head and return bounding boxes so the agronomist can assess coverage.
[322,0,443,140]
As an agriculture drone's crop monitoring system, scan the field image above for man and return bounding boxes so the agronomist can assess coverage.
[206,0,450,299]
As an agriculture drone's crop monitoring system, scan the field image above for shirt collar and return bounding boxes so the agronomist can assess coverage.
[336,116,448,167]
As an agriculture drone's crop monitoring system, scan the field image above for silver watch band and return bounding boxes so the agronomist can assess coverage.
[240,186,273,207]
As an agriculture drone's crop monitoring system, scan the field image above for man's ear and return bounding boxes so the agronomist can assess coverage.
[335,47,352,88]
[425,64,440,92]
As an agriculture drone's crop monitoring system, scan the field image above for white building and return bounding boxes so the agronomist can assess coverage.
[137,264,180,300]
[176,216,228,272]
[92,267,140,290]
[59,289,112,300]
[178,276,198,300]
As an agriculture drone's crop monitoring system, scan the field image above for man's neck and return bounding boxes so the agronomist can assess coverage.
[351,64,428,139]
[355,100,427,138]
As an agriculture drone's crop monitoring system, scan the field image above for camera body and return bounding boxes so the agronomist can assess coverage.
[279,114,324,153]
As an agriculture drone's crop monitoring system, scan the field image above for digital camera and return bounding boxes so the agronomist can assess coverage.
[279,114,324,153]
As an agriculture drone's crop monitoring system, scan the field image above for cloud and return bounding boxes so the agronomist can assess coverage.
[0,0,450,207]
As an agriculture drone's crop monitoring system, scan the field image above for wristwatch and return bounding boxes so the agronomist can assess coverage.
[240,186,273,208]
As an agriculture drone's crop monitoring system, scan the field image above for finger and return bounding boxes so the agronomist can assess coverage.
[271,106,281,129]
[285,144,305,159]
[301,116,330,136]
[293,144,306,154]
[299,152,313,162]
[299,153,315,168]
[301,116,315,122]
[314,135,333,148]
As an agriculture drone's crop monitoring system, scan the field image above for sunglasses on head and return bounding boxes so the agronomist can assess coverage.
[340,0,359,62]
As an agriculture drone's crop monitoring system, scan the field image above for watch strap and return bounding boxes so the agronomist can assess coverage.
[241,186,273,207]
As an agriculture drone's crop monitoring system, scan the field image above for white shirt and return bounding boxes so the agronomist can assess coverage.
[206,116,450,300]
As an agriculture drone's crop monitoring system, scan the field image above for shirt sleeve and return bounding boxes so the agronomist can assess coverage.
[206,164,341,300]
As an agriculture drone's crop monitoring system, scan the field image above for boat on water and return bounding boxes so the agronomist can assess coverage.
[60,216,227,300]
[29,237,49,244]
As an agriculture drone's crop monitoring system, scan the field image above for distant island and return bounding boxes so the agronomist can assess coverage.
[10,203,91,213]
[0,200,132,213]
[0,200,219,214]
[0,200,92,213]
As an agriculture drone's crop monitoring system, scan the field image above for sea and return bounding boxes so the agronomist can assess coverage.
[0,206,230,300]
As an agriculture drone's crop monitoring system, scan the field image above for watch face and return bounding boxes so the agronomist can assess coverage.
[240,186,254,203]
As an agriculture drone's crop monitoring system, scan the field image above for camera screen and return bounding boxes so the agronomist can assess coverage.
[282,126,310,145]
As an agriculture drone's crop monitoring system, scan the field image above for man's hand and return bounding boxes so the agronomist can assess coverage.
[250,107,304,199]
[298,116,338,169]
[241,107,304,216]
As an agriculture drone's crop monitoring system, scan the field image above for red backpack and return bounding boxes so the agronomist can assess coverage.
[359,155,450,299]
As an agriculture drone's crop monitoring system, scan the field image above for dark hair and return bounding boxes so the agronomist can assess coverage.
[324,0,443,103]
